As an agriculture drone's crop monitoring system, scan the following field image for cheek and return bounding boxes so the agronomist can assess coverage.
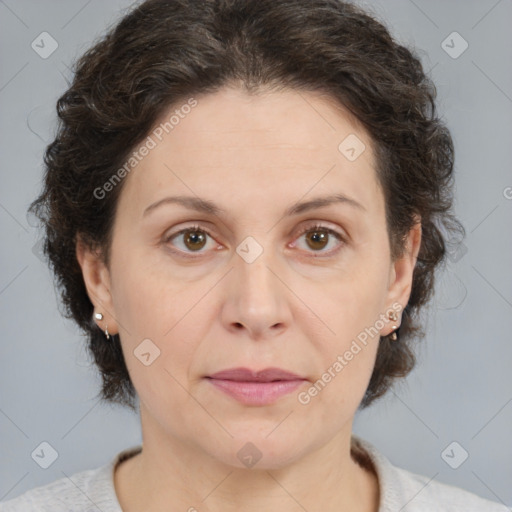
[303,253,389,340]
[109,247,218,390]
[300,296,381,415]
[112,271,203,415]
[109,242,199,339]
[296,256,388,399]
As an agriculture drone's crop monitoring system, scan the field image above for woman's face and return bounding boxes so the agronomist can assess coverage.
[78,86,420,469]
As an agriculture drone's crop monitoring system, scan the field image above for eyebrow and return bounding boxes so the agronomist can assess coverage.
[142,193,366,218]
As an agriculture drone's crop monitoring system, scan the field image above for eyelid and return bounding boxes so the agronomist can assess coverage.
[293,221,346,240]
[162,224,218,258]
[163,221,347,258]
[289,222,346,256]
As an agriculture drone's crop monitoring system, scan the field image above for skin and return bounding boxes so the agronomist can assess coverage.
[77,86,421,512]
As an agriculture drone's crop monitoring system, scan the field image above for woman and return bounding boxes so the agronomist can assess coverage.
[1,0,507,510]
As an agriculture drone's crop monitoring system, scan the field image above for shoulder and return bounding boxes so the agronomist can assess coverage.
[352,436,509,512]
[0,445,142,512]
[387,464,508,511]
[0,466,111,512]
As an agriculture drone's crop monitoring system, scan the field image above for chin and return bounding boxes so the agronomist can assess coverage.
[201,430,309,471]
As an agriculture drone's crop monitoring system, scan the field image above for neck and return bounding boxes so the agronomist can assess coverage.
[114,412,379,512]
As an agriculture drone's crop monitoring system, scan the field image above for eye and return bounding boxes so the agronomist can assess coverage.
[292,223,346,256]
[163,225,218,258]
[163,222,346,259]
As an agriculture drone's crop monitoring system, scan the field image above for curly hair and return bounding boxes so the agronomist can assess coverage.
[28,0,464,411]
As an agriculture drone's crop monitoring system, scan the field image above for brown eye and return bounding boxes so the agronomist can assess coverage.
[164,225,217,257]
[294,224,345,256]
[304,229,330,251]
[182,229,207,251]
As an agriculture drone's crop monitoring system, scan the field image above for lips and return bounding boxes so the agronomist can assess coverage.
[205,367,307,406]
[207,367,304,382]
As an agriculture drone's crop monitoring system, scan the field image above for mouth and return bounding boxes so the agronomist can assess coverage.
[205,367,307,406]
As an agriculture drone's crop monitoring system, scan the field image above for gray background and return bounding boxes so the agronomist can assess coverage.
[1,0,511,507]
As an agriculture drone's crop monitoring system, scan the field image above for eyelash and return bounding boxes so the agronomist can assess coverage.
[163,223,346,259]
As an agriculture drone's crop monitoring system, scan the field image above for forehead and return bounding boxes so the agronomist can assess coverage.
[117,87,382,220]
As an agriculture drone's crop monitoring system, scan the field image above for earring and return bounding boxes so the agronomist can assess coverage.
[388,311,399,341]
[94,312,110,340]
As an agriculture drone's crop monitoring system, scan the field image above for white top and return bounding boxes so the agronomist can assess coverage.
[1,436,508,511]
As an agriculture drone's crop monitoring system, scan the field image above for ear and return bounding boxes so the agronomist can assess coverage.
[381,216,422,335]
[76,234,119,336]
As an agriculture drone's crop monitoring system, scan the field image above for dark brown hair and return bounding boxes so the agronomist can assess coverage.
[29,0,464,411]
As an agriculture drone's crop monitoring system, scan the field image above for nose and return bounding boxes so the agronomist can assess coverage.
[220,249,292,341]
